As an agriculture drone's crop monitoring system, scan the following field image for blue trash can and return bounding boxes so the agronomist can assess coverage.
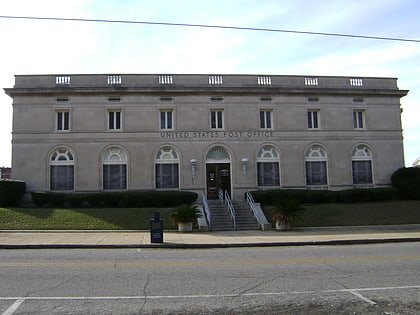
[150,212,163,243]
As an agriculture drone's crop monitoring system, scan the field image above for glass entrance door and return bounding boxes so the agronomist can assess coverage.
[206,163,231,199]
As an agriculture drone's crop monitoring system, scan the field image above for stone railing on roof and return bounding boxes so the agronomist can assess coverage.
[11,74,401,90]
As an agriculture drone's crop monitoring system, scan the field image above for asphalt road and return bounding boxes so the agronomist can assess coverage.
[1,243,419,314]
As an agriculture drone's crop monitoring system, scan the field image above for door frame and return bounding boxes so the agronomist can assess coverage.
[205,162,232,199]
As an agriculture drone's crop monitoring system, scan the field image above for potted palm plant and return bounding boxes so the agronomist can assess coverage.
[272,198,305,231]
[170,203,202,232]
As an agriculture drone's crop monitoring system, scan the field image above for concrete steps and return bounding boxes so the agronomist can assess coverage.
[207,200,259,231]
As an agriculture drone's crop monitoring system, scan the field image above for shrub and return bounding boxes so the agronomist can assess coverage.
[272,198,305,225]
[250,187,401,206]
[65,194,88,207]
[84,193,102,207]
[391,167,420,200]
[0,180,26,206]
[101,192,124,207]
[28,190,198,208]
[31,192,50,207]
[49,193,66,207]
[170,203,202,223]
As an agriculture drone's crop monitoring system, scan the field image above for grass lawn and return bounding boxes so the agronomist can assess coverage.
[264,200,420,227]
[0,207,177,230]
[0,200,419,230]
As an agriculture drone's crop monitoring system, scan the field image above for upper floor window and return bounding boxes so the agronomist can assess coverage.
[56,110,70,131]
[160,109,173,130]
[307,110,320,129]
[259,110,272,129]
[210,109,224,129]
[353,109,366,129]
[108,110,122,130]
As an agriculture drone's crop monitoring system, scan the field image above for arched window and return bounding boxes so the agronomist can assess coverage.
[257,145,280,187]
[50,147,74,191]
[305,145,328,187]
[155,146,179,189]
[102,147,127,190]
[352,145,373,185]
[206,146,230,162]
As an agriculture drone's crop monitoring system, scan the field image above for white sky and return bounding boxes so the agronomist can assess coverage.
[0,0,419,167]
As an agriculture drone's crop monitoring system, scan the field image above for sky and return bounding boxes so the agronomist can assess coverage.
[0,0,419,168]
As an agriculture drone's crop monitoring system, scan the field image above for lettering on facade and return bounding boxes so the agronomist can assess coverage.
[160,131,273,139]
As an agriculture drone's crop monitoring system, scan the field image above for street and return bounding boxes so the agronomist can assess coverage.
[1,243,419,314]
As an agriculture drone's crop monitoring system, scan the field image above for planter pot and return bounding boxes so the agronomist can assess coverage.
[178,222,193,232]
[275,221,290,231]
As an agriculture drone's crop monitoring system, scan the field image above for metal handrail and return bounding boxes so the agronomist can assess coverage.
[246,191,262,223]
[221,190,236,230]
[201,191,211,230]
[245,191,272,230]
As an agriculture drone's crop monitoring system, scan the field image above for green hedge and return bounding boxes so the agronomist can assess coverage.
[249,187,400,206]
[31,191,198,208]
[0,180,26,206]
[391,167,420,200]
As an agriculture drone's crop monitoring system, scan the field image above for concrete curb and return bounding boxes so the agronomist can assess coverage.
[2,237,420,250]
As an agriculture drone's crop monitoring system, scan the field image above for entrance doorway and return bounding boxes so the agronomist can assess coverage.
[206,163,231,199]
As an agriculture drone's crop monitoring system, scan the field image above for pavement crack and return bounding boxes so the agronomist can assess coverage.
[236,279,267,296]
[138,275,150,314]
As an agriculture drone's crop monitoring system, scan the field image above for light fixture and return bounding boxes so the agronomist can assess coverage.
[190,159,197,181]
[241,158,248,176]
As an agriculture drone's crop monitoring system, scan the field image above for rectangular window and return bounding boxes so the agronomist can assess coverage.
[257,162,279,186]
[108,110,121,130]
[305,161,327,185]
[156,164,179,189]
[353,110,365,129]
[259,110,272,129]
[307,110,319,129]
[210,110,223,129]
[50,165,74,190]
[160,110,173,130]
[56,111,70,131]
[103,164,127,189]
[352,161,372,185]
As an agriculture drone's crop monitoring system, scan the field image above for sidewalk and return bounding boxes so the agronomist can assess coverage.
[1,225,420,249]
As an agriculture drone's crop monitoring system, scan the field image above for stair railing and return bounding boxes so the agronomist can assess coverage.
[201,191,211,230]
[245,191,271,230]
[220,189,236,230]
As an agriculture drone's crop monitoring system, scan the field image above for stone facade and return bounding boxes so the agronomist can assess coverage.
[4,74,408,199]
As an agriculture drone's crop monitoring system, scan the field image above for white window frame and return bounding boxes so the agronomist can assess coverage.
[352,144,373,186]
[256,145,280,187]
[160,109,174,130]
[307,109,320,129]
[49,147,74,191]
[155,146,180,189]
[56,110,70,131]
[259,109,272,129]
[305,145,328,188]
[102,147,128,190]
[210,109,224,129]
[353,109,366,129]
[107,109,122,131]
